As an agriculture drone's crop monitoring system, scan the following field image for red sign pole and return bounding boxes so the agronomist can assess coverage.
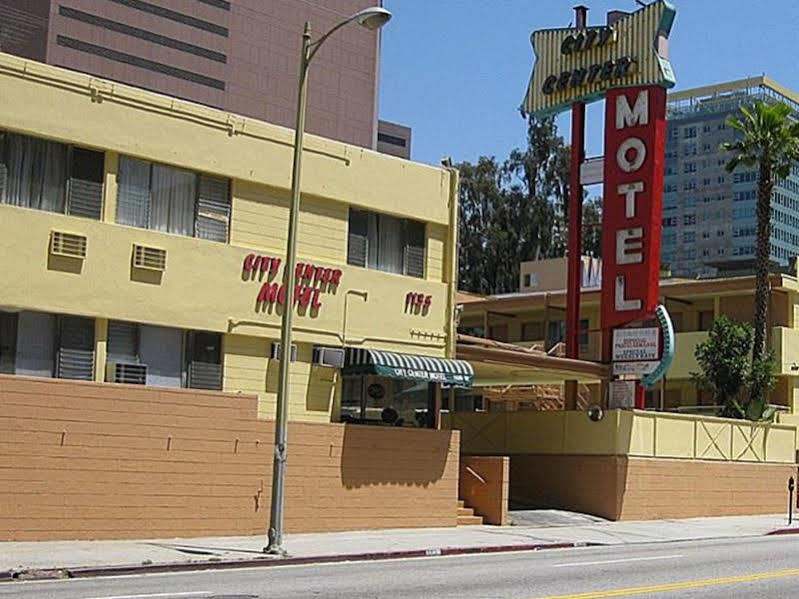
[566,102,585,361]
[564,5,587,411]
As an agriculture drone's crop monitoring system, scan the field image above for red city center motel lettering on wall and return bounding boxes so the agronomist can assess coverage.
[601,86,666,331]
[242,253,342,311]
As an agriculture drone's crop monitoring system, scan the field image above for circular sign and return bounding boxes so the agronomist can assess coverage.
[367,383,385,400]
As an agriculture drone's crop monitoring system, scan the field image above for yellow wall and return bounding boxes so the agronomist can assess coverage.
[443,410,798,464]
[0,54,459,422]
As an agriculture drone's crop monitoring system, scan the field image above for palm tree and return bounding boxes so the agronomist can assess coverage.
[722,101,799,414]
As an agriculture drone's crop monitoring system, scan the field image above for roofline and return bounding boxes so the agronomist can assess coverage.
[668,75,799,107]
[459,273,796,314]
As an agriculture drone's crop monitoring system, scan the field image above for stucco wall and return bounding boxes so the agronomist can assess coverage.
[0,375,459,541]
[460,456,509,525]
[510,455,796,520]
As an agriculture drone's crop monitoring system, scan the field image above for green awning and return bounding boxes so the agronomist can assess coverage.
[343,348,473,386]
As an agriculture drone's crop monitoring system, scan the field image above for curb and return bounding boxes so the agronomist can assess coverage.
[0,541,594,582]
[766,527,799,536]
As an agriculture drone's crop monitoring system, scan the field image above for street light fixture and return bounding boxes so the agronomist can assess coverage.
[265,6,392,555]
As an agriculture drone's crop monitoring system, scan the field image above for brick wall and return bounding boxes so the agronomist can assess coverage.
[0,375,459,541]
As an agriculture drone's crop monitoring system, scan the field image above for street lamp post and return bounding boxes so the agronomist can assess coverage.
[265,6,392,555]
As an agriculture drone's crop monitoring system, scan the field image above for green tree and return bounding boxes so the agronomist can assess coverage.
[457,116,571,294]
[582,197,602,257]
[691,315,777,420]
[457,157,502,295]
[721,101,799,414]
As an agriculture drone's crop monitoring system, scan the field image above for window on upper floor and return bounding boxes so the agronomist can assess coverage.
[683,126,697,139]
[347,209,425,278]
[522,321,545,341]
[116,155,230,242]
[0,130,105,219]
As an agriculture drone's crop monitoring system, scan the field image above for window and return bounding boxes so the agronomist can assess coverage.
[579,318,589,347]
[0,131,104,219]
[523,273,531,287]
[699,310,714,331]
[683,126,697,139]
[702,178,711,186]
[0,310,94,380]
[522,321,544,341]
[116,156,230,241]
[488,324,508,342]
[547,320,565,349]
[683,144,696,157]
[683,179,696,191]
[340,376,435,428]
[663,217,677,227]
[683,162,696,174]
[683,231,695,243]
[347,209,425,278]
[683,214,696,225]
[106,320,222,389]
[664,183,677,193]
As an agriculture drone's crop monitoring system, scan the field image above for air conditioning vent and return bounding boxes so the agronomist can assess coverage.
[132,244,166,271]
[106,361,147,385]
[312,346,345,368]
[270,342,297,362]
[50,231,87,259]
[188,361,222,390]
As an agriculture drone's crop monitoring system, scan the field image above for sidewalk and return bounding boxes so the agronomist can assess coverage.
[2,513,797,580]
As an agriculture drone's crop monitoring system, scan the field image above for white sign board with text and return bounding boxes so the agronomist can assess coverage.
[612,327,660,362]
[612,361,659,376]
[609,380,636,409]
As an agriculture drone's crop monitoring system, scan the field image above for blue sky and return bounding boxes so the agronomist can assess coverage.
[379,0,799,166]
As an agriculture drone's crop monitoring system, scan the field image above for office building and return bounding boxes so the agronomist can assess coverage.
[662,77,799,276]
[0,0,384,148]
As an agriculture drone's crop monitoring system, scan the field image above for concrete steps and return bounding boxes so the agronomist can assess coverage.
[457,499,483,526]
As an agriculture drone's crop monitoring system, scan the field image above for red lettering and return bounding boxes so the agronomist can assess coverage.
[424,295,432,307]
[259,256,270,273]
[321,268,332,283]
[243,253,255,271]
[257,282,279,303]
[406,292,414,305]
[314,266,325,282]
[311,289,322,309]
[298,286,312,307]
[303,264,314,280]
[270,258,281,274]
[330,269,342,285]
[278,284,286,304]
[295,263,304,279]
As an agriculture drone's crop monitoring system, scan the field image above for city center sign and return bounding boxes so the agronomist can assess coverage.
[520,1,677,405]
[522,1,676,116]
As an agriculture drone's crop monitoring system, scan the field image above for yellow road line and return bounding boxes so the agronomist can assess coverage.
[538,568,799,598]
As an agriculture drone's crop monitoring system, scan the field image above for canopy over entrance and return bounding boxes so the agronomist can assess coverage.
[343,348,474,386]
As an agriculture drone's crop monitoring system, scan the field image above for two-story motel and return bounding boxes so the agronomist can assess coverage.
[0,52,484,540]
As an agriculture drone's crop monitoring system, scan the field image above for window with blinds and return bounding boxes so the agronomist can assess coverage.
[116,156,230,242]
[0,130,104,220]
[56,316,95,381]
[347,209,425,278]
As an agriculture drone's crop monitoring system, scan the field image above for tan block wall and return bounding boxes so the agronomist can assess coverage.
[510,455,625,520]
[509,455,796,521]
[460,456,509,525]
[0,375,459,541]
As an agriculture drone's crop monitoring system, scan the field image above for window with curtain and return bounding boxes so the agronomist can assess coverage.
[347,209,425,278]
[0,131,104,219]
[106,321,222,390]
[116,155,230,241]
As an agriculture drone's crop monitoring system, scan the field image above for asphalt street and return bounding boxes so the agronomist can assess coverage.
[2,535,798,599]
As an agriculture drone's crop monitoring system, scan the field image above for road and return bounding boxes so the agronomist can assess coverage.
[2,535,798,599]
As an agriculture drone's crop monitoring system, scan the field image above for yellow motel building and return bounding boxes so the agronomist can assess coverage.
[451,262,799,521]
[457,266,799,411]
[0,51,472,425]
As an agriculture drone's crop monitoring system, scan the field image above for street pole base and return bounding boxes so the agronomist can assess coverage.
[263,544,288,556]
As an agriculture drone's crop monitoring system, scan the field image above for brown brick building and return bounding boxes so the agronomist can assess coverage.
[0,0,384,148]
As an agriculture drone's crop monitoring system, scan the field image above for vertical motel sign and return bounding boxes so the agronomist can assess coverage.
[521,0,676,391]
